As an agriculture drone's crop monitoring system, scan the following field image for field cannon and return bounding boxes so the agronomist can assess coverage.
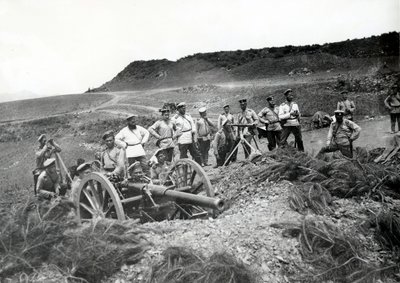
[71,158,225,223]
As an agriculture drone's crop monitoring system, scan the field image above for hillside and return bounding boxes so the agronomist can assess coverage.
[93,32,399,92]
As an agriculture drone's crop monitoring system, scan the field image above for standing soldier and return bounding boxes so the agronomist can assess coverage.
[316,109,361,158]
[384,83,400,134]
[279,89,304,151]
[172,102,202,164]
[196,107,216,166]
[337,90,356,121]
[115,115,150,174]
[258,96,282,151]
[236,99,259,158]
[217,104,235,129]
[148,108,176,162]
[33,134,62,193]
[101,130,124,177]
[212,116,235,167]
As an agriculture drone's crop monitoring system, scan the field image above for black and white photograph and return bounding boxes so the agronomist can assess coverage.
[0,0,399,282]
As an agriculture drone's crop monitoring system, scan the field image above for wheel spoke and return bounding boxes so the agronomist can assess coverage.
[80,202,96,216]
[189,170,197,186]
[191,182,204,194]
[90,180,103,207]
[82,187,99,211]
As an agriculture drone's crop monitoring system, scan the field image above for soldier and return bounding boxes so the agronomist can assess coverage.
[172,102,202,164]
[258,96,282,151]
[217,104,235,129]
[101,130,124,177]
[196,107,216,166]
[33,134,62,191]
[115,115,150,174]
[150,149,171,183]
[212,116,235,167]
[36,158,61,199]
[279,89,304,151]
[148,108,176,162]
[236,99,259,158]
[337,90,355,121]
[384,84,400,134]
[316,109,361,159]
[311,111,332,129]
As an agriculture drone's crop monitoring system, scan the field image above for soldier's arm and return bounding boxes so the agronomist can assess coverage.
[349,101,356,113]
[251,110,259,125]
[326,124,334,145]
[278,105,290,120]
[212,133,220,155]
[112,148,125,176]
[115,130,127,148]
[139,126,150,144]
[51,140,62,152]
[384,96,391,109]
[258,109,268,124]
[148,121,161,139]
[36,145,49,158]
[348,121,361,141]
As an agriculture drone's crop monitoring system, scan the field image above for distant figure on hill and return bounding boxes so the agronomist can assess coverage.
[115,115,150,175]
[384,83,400,134]
[33,134,61,193]
[100,130,125,177]
[196,107,216,166]
[316,109,361,159]
[258,96,282,151]
[311,111,332,129]
[172,102,202,165]
[337,90,355,121]
[278,89,304,151]
[148,108,176,162]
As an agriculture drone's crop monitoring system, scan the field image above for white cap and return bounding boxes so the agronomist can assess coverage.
[198,107,207,113]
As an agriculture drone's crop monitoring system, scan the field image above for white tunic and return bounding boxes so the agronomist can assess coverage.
[172,114,196,144]
[115,125,149,158]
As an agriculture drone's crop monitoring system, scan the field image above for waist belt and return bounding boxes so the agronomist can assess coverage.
[182,129,192,133]
[126,142,141,146]
[159,136,173,141]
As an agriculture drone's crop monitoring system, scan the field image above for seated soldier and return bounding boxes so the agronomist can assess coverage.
[150,149,171,184]
[70,163,92,202]
[128,161,151,183]
[312,111,332,129]
[101,130,125,177]
[36,158,61,199]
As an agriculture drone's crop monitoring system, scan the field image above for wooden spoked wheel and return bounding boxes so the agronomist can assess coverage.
[74,172,125,222]
[166,159,214,219]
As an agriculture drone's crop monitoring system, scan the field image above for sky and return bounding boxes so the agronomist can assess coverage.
[0,0,399,100]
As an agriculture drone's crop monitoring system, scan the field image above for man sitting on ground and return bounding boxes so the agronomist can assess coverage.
[316,109,361,159]
[311,111,332,129]
[150,149,171,184]
[36,158,61,199]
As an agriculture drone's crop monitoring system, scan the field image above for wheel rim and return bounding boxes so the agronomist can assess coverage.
[74,172,125,222]
[167,158,214,197]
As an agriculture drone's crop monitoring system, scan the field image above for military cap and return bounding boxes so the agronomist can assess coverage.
[223,104,230,108]
[266,96,274,101]
[198,107,207,113]
[238,99,247,104]
[155,148,166,157]
[76,162,91,172]
[38,134,46,142]
[284,89,293,95]
[159,108,170,113]
[43,158,56,168]
[126,115,135,121]
[334,109,345,115]
[102,130,114,140]
[340,90,348,94]
[177,102,186,108]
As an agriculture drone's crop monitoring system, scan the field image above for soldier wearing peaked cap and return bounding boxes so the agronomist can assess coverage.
[196,107,216,166]
[316,109,361,159]
[171,102,202,164]
[217,104,235,130]
[337,90,356,121]
[100,130,125,177]
[234,98,259,159]
[115,114,150,175]
[278,89,304,151]
[33,134,62,193]
[258,96,282,151]
[148,107,176,162]
[36,158,61,199]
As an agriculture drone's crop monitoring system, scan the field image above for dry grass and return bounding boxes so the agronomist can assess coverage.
[147,246,258,283]
[0,197,148,282]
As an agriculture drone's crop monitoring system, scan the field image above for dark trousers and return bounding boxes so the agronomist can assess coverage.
[216,148,229,167]
[316,142,353,159]
[390,113,400,132]
[128,156,149,175]
[266,130,282,151]
[280,126,304,152]
[198,139,211,165]
[178,143,202,165]
[163,147,175,162]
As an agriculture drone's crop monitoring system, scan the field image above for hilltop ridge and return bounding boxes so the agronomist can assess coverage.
[92,32,399,92]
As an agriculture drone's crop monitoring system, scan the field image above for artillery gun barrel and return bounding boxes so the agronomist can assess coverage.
[129,183,225,211]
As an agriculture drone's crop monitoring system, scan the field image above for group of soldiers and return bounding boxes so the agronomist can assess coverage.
[33,87,366,199]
